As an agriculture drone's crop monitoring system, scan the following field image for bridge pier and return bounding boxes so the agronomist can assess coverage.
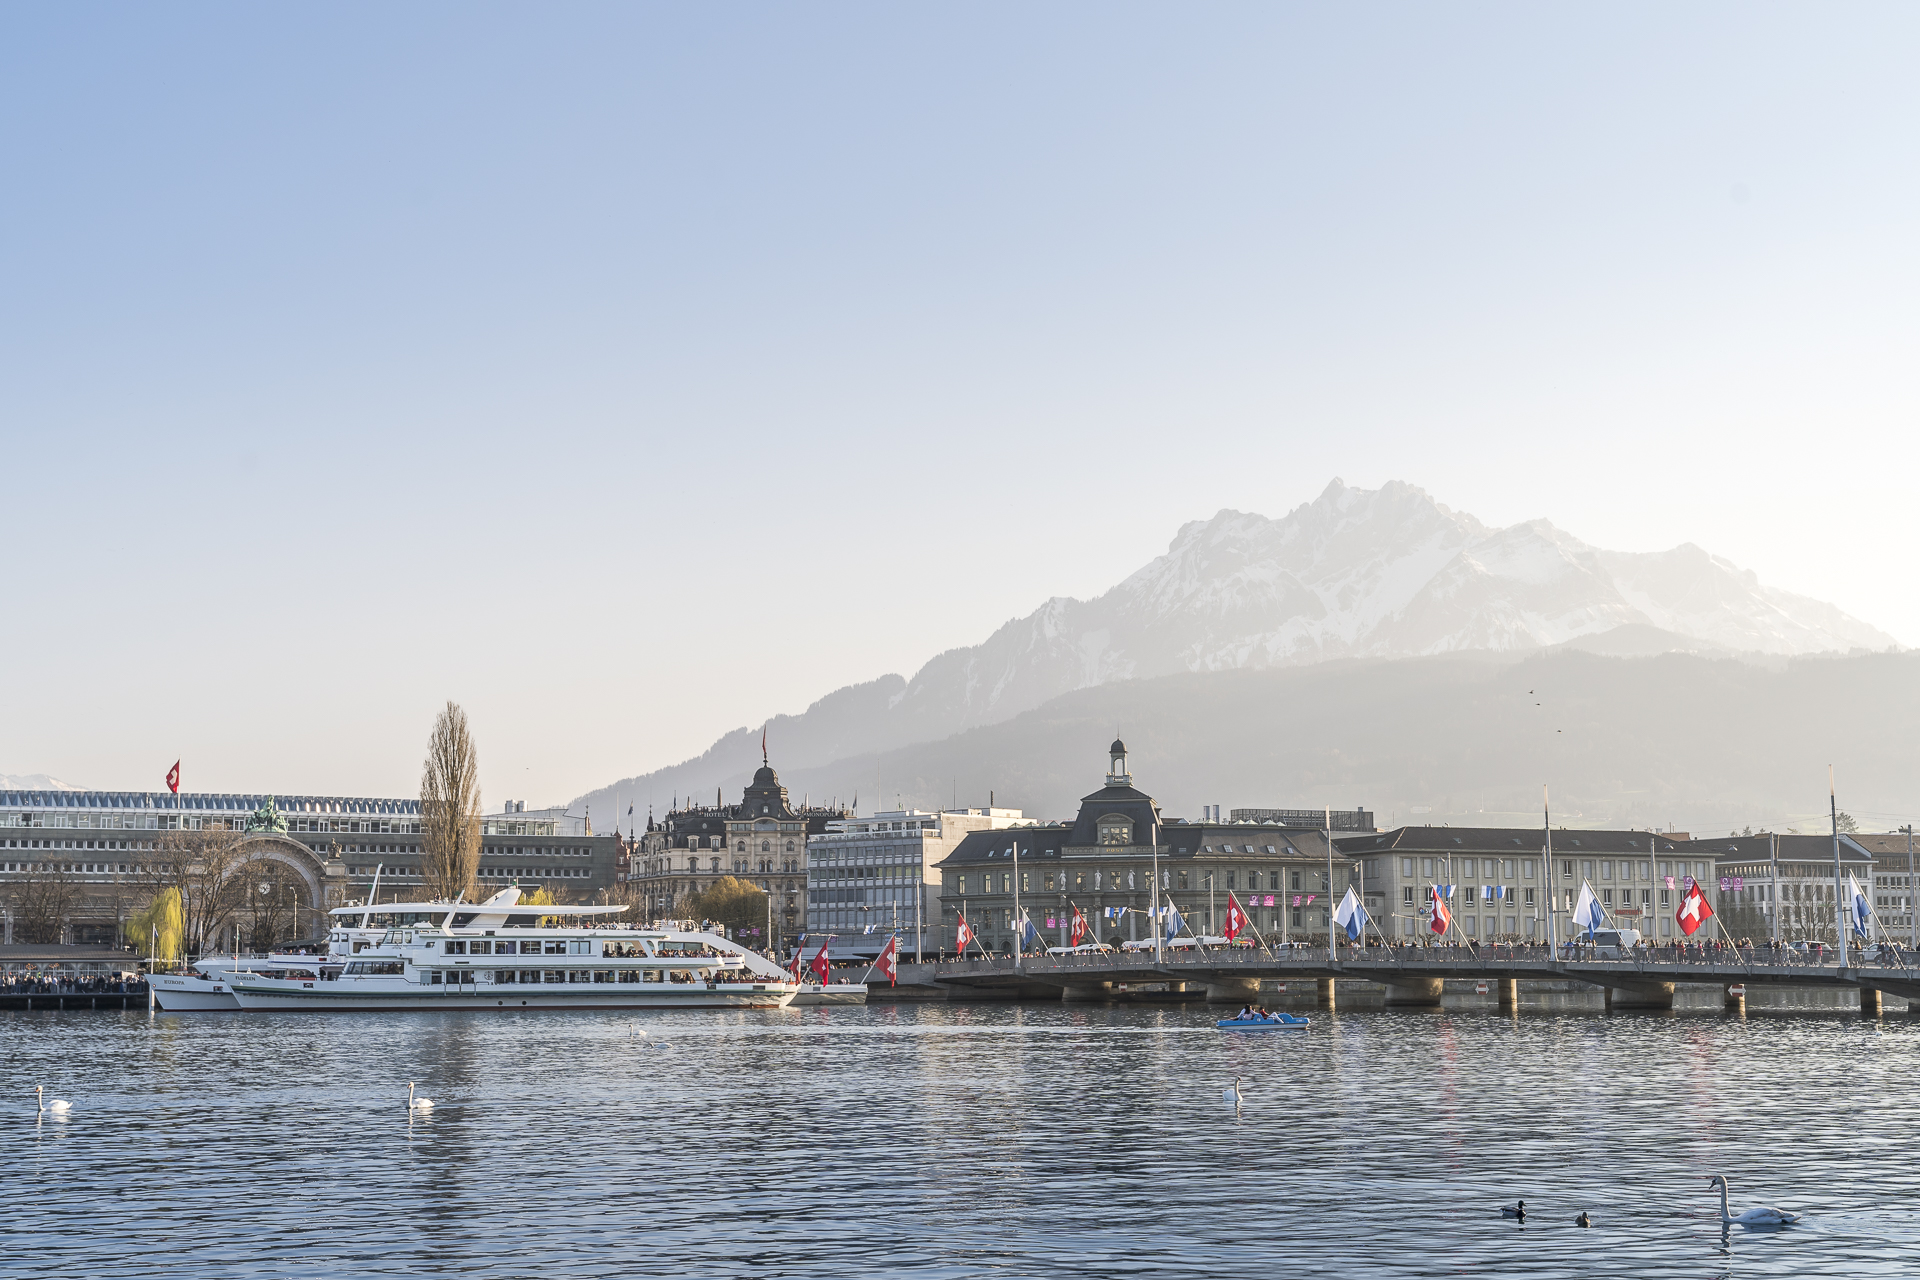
[1204,977,1261,1005]
[1060,981,1113,1002]
[1862,987,1884,1017]
[1605,982,1674,1010]
[1498,979,1517,1010]
[1383,977,1442,1007]
[1318,978,1337,1010]
[1724,984,1745,1014]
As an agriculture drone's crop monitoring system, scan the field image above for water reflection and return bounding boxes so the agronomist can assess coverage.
[1,1004,1914,1277]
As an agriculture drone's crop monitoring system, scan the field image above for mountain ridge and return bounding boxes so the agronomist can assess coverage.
[578,480,1897,821]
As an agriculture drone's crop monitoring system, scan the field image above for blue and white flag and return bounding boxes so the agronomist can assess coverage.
[1483,884,1501,904]
[1848,873,1872,939]
[1164,900,1185,942]
[1437,884,1455,900]
[1021,911,1042,950]
[1572,881,1605,938]
[1332,886,1368,942]
[862,924,876,935]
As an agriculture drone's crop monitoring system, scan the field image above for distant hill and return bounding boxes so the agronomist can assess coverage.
[587,649,1919,837]
[576,480,1900,827]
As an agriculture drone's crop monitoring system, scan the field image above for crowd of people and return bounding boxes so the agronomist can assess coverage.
[0,971,145,995]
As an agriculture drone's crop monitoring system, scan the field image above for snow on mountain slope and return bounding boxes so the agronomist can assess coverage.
[888,479,1896,732]
[571,479,1898,817]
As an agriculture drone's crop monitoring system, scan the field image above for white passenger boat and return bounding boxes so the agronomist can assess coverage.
[150,954,338,1011]
[220,887,798,1012]
[790,982,869,1006]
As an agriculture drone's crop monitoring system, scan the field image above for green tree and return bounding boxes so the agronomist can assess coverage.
[678,876,770,938]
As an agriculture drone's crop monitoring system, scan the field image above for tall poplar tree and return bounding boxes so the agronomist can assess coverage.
[420,701,482,902]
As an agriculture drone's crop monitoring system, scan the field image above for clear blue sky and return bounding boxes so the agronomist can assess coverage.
[5,4,1916,805]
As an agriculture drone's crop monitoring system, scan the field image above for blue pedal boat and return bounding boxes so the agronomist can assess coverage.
[1215,1014,1309,1030]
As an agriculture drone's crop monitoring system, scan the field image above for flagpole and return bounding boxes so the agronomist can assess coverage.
[1544,786,1558,960]
[1325,805,1335,959]
[1831,767,1848,967]
[1012,837,1022,972]
[1151,810,1162,964]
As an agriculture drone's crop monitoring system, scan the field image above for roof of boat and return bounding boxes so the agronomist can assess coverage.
[328,886,628,918]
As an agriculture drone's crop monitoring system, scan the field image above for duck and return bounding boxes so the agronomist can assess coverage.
[1708,1174,1798,1226]
[1575,1212,1591,1228]
[1500,1200,1526,1220]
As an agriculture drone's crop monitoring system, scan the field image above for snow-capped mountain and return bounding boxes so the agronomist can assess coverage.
[573,480,1896,816]
[885,479,1894,733]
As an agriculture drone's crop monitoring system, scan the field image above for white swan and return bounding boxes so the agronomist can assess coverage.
[1709,1175,1798,1226]
[34,1086,71,1114]
[407,1082,434,1111]
[1222,1075,1245,1105]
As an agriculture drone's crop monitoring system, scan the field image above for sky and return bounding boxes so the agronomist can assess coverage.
[4,4,1917,807]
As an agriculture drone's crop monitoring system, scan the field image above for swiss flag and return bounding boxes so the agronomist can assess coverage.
[1677,881,1714,937]
[1223,892,1248,942]
[809,938,833,984]
[877,935,900,987]
[956,913,975,953]
[1069,906,1088,947]
[165,761,180,795]
[1430,885,1452,936]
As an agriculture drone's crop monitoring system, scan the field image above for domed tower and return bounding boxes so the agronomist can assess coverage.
[1106,738,1131,788]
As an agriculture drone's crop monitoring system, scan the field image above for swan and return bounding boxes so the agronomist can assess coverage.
[33,1086,71,1114]
[407,1082,434,1112]
[1575,1212,1591,1228]
[1499,1200,1526,1220]
[1708,1175,1798,1226]
[1222,1075,1246,1105]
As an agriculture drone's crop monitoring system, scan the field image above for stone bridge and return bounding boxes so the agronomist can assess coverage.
[892,946,1920,1014]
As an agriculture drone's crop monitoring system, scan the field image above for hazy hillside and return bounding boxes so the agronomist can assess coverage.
[577,480,1898,823]
[592,650,1920,837]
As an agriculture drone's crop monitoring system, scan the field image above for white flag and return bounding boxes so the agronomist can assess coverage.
[1571,881,1605,937]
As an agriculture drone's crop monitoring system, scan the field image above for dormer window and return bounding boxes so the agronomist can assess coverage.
[1099,818,1131,846]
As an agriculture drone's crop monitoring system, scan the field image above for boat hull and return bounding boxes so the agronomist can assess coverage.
[790,984,869,1006]
[150,976,241,1012]
[1215,1017,1309,1030]
[228,980,798,1012]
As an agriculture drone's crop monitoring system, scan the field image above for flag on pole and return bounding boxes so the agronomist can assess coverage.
[877,934,900,986]
[809,937,833,984]
[1020,911,1042,952]
[862,924,876,935]
[1223,892,1248,942]
[166,761,180,795]
[1429,885,1452,935]
[1164,899,1185,942]
[1069,905,1088,947]
[956,913,975,952]
[1848,873,1872,938]
[1333,886,1368,942]
[1675,880,1712,937]
[1574,881,1607,937]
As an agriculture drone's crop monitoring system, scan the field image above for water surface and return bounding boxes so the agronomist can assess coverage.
[4,1003,1914,1277]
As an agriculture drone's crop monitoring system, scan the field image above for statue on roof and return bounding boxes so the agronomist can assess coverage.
[245,795,289,835]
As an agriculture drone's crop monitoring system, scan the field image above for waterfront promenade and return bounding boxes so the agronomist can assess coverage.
[893,942,1920,1011]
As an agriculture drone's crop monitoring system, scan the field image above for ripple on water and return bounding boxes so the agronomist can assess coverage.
[2,1005,1916,1277]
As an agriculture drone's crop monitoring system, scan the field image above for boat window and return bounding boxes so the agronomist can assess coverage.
[543,970,566,983]
[444,941,466,955]
[543,940,567,955]
[493,940,517,954]
[468,940,492,955]
[618,970,640,983]
[568,940,591,955]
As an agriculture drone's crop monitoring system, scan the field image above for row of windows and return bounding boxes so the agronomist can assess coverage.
[4,838,153,852]
[954,867,1318,895]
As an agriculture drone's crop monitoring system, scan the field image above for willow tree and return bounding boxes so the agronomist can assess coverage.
[420,701,482,902]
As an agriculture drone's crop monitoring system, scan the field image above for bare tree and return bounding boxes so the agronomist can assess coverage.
[420,700,482,902]
[8,859,77,944]
[131,825,251,957]
[243,862,309,952]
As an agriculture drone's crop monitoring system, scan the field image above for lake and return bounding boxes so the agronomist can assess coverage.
[5,1002,1915,1277]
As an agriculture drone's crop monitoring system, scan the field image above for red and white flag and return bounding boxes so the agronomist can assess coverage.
[956,913,976,953]
[1223,892,1248,942]
[165,761,180,795]
[1677,881,1714,937]
[809,937,833,984]
[877,935,900,987]
[1429,885,1452,935]
[1069,906,1088,947]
